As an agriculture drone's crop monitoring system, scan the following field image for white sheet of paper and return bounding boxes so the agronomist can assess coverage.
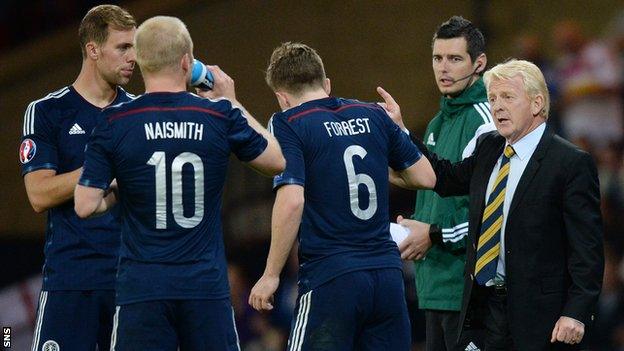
[390,222,410,245]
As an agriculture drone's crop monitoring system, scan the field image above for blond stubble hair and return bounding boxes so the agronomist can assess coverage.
[135,16,193,74]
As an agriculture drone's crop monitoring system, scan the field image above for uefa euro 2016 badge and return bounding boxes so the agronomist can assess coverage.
[19,138,37,164]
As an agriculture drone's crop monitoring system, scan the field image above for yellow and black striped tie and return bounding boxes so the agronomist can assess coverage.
[475,145,515,285]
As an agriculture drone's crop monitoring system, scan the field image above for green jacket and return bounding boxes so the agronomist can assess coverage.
[412,78,493,311]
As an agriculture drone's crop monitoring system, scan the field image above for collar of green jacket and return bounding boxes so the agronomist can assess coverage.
[439,77,487,116]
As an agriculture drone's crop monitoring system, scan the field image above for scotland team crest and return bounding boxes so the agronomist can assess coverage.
[19,138,36,164]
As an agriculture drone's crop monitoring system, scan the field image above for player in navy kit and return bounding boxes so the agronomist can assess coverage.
[19,5,136,351]
[248,42,436,351]
[74,16,285,350]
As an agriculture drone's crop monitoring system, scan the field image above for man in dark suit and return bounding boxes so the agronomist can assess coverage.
[381,59,603,350]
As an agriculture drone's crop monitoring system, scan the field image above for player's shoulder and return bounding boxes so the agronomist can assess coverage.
[22,87,73,136]
[337,97,385,113]
[188,93,242,120]
[281,96,385,123]
[101,95,137,119]
[26,86,72,113]
[98,93,145,129]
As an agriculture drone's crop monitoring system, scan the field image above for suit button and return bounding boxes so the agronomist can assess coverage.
[506,250,511,255]
[470,274,474,281]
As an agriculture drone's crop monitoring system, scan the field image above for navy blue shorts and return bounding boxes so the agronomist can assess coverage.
[31,290,116,351]
[110,298,240,351]
[287,268,410,351]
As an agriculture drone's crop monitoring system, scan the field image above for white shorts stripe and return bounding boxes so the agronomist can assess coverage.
[289,294,306,351]
[231,307,241,351]
[110,306,120,351]
[289,291,312,351]
[31,291,48,351]
[295,292,312,351]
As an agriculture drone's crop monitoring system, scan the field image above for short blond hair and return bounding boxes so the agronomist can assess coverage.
[79,5,136,58]
[484,59,550,119]
[135,16,193,74]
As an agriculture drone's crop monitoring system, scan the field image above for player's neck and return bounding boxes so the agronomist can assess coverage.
[143,74,187,94]
[73,63,118,109]
[289,89,329,107]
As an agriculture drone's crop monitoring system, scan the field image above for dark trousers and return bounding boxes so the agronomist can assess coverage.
[425,309,484,351]
[483,286,515,351]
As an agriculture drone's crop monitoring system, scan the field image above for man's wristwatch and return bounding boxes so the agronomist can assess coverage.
[429,224,442,245]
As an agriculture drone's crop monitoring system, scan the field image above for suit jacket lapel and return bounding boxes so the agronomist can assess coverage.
[508,125,554,216]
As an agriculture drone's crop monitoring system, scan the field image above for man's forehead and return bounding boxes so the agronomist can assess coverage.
[104,27,136,43]
[488,75,524,90]
[432,37,469,55]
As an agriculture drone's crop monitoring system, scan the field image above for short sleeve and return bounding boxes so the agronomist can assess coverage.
[19,102,58,175]
[226,106,268,162]
[79,119,114,190]
[271,115,305,189]
[386,115,422,171]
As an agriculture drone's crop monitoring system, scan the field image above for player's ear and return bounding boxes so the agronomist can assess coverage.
[474,53,487,74]
[181,53,191,74]
[275,91,290,111]
[86,42,98,60]
[323,78,331,95]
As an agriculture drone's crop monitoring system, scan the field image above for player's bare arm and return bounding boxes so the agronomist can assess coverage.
[397,157,436,189]
[74,183,118,218]
[249,184,304,311]
[24,168,83,213]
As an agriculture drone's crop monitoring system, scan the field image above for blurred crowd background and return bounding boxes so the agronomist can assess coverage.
[1,1,624,350]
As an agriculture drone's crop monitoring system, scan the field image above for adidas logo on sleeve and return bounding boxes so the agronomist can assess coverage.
[69,123,86,135]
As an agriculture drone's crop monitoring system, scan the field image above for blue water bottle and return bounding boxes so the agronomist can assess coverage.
[190,59,214,90]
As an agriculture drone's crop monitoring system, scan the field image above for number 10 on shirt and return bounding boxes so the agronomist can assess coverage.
[147,151,205,229]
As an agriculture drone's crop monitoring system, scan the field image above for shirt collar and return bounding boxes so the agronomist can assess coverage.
[506,122,546,161]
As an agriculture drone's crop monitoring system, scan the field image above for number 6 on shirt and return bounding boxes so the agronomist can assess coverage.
[343,145,377,220]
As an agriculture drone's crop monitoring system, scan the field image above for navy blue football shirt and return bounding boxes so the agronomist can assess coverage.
[79,92,267,304]
[19,85,134,290]
[271,97,422,292]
